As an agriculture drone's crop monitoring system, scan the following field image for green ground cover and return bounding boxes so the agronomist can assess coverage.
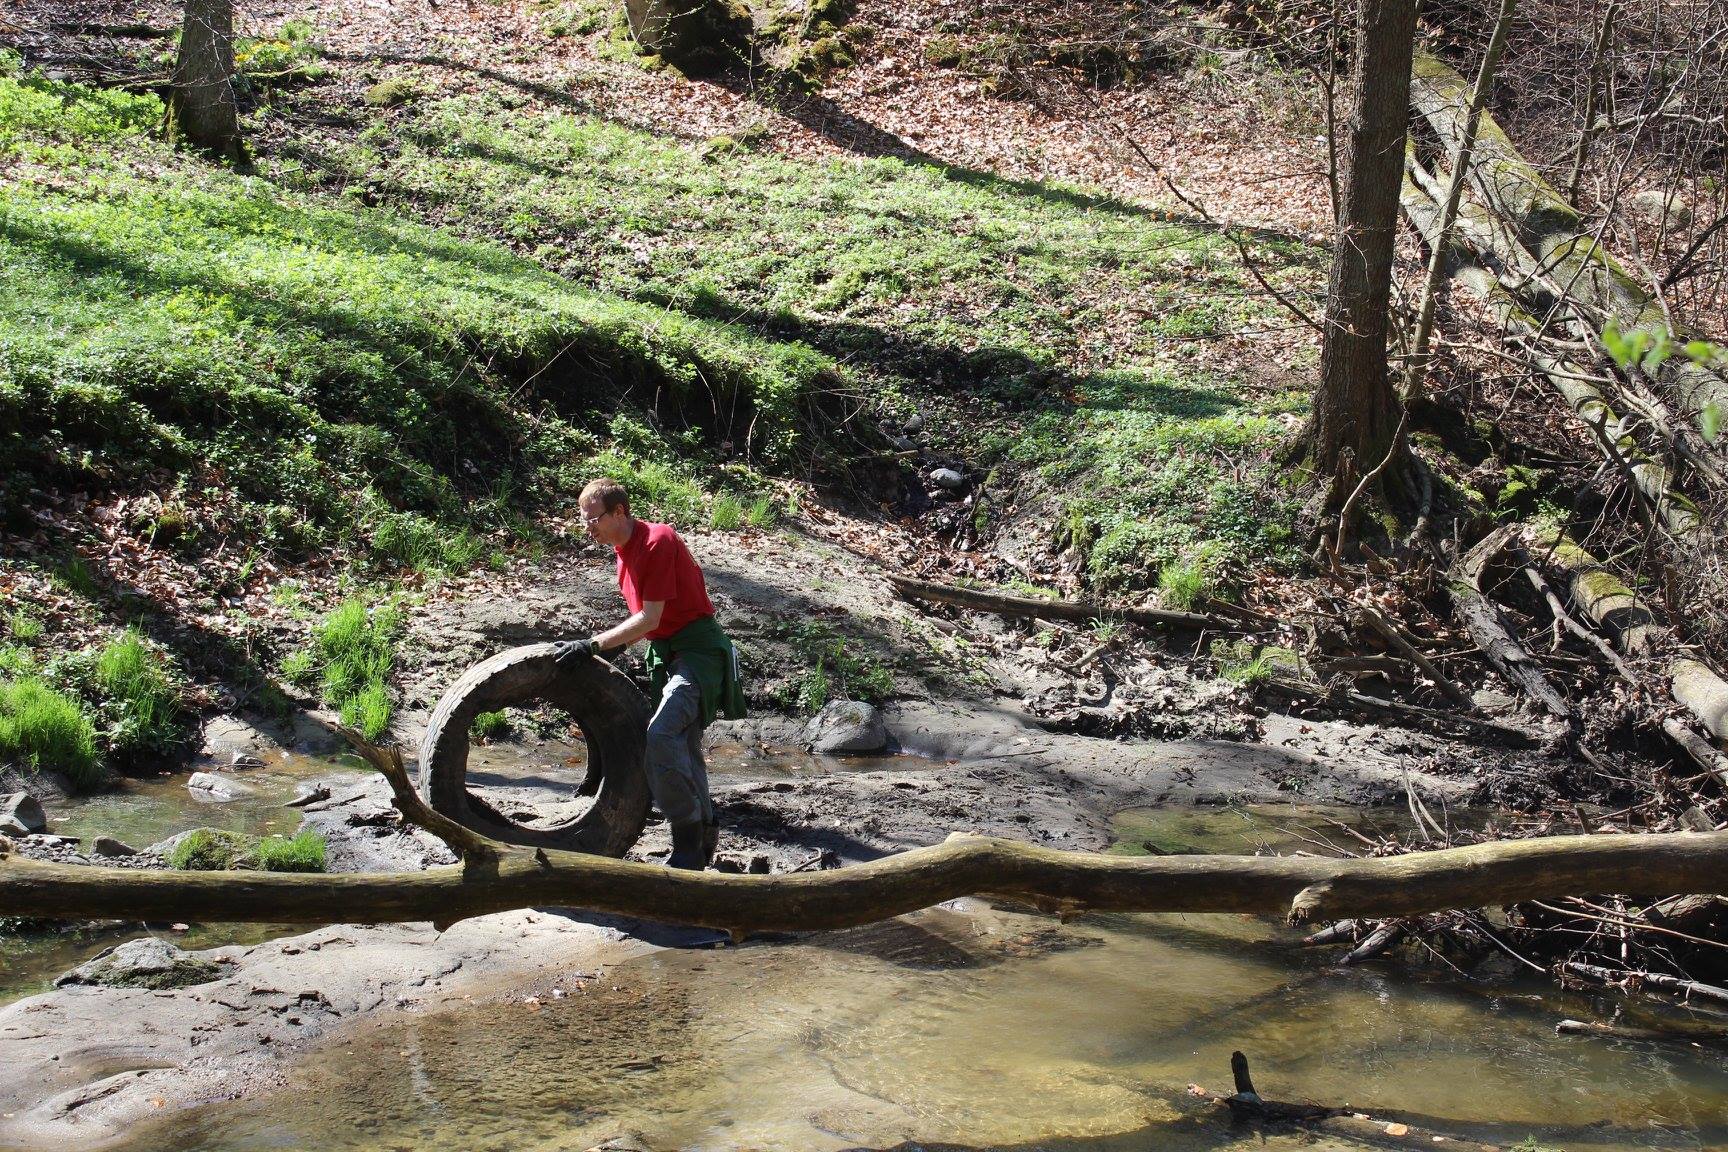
[274,88,1319,589]
[1,49,1320,597]
[0,66,839,563]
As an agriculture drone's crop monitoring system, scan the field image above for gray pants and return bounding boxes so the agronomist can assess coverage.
[644,658,712,828]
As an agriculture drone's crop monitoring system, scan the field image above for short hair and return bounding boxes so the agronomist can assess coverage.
[580,478,630,515]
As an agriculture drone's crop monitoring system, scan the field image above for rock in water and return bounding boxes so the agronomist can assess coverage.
[0,792,47,836]
[929,467,965,490]
[804,700,890,755]
[187,771,253,801]
[53,938,221,990]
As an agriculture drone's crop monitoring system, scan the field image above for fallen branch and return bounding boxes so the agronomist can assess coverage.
[1356,604,1473,708]
[1564,961,1728,1007]
[1556,1017,1728,1044]
[886,575,1242,633]
[5,764,1726,933]
[1449,527,1574,724]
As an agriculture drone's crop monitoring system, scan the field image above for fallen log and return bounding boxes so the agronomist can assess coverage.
[1411,49,1728,421]
[1401,167,1702,541]
[1532,530,1728,745]
[1449,526,1574,724]
[886,574,1241,632]
[2,736,1726,934]
[1556,1018,1728,1044]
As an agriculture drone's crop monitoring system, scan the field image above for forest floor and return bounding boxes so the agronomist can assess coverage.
[1,0,1724,1143]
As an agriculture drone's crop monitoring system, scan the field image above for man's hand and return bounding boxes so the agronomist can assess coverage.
[551,638,599,666]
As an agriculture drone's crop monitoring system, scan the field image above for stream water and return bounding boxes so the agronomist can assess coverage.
[6,750,1727,1150]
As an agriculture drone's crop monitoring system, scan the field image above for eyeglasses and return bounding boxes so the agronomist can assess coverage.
[581,508,613,528]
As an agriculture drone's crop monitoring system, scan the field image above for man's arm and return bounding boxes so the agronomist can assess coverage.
[592,600,664,650]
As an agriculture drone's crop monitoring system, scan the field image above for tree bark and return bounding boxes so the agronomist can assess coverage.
[4,739,1725,935]
[1308,0,1420,492]
[167,0,243,163]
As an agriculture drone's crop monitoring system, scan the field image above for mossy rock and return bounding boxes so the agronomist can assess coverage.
[363,77,422,108]
[54,937,221,990]
[623,0,752,76]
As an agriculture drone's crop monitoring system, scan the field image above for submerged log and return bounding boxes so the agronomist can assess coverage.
[2,737,1726,935]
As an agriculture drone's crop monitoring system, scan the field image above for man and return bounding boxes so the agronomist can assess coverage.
[556,478,743,870]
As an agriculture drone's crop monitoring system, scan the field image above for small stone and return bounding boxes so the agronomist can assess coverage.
[903,413,925,433]
[92,836,139,857]
[928,467,965,490]
[230,753,266,770]
[0,792,47,836]
[889,435,916,452]
[188,771,253,802]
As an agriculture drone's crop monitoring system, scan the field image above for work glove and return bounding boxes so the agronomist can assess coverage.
[551,638,598,666]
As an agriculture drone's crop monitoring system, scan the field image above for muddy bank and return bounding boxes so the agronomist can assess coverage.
[0,526,1544,1149]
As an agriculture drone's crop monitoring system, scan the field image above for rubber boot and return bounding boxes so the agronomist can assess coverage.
[667,821,706,871]
[701,816,720,867]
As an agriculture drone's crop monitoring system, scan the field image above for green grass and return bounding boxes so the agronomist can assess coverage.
[166,827,325,871]
[6,610,41,643]
[167,828,251,871]
[768,619,896,714]
[303,599,400,740]
[250,829,327,872]
[1157,556,1212,610]
[1,58,1321,599]
[744,495,781,529]
[0,68,849,558]
[0,676,100,786]
[260,89,1321,591]
[1211,639,1276,686]
[470,709,510,741]
[90,627,190,767]
[710,493,745,531]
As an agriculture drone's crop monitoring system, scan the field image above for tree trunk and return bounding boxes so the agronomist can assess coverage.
[1309,0,1420,492]
[167,0,243,163]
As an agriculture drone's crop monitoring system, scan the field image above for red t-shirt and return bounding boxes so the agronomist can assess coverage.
[614,520,715,640]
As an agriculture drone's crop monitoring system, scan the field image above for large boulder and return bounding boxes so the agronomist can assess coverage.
[803,699,889,755]
[0,792,47,836]
[53,937,221,990]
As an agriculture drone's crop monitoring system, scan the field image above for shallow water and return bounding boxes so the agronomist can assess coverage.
[0,753,341,1004]
[108,807,1728,1152]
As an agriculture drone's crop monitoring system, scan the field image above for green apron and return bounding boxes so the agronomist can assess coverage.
[643,615,746,726]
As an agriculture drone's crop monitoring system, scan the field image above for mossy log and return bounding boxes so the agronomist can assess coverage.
[3,737,1726,934]
[1410,50,1728,420]
[1533,529,1728,748]
[1401,166,1701,541]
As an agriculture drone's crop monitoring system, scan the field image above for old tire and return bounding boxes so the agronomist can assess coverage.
[418,644,652,857]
